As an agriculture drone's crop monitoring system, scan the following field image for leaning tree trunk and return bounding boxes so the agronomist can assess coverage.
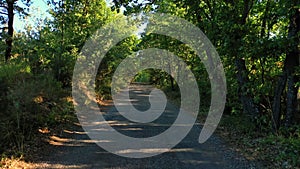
[5,0,14,61]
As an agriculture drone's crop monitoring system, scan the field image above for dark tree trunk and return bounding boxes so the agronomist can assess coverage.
[272,72,287,130]
[284,5,300,127]
[167,55,175,91]
[233,0,259,119]
[298,88,300,114]
[285,69,298,127]
[5,0,14,61]
[273,3,300,128]
[235,57,260,118]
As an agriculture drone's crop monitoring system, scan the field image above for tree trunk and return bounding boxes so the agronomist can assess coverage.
[273,3,300,128]
[235,57,260,118]
[285,70,298,127]
[5,0,14,61]
[233,0,259,119]
[284,4,300,127]
[297,87,300,114]
[168,63,175,91]
[272,72,287,130]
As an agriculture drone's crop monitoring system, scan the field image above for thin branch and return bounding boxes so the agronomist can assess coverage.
[0,11,8,15]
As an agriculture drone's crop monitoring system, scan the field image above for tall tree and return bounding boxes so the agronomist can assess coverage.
[223,0,261,119]
[113,0,299,127]
[42,0,117,85]
[0,0,31,61]
[272,0,300,129]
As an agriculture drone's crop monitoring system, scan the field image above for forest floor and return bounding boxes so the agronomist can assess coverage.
[2,85,262,169]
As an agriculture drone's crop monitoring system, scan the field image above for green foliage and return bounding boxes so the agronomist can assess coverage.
[221,113,300,168]
[134,70,151,83]
[0,61,73,155]
[258,130,300,168]
[0,0,298,167]
[23,0,119,86]
[221,115,257,136]
[95,36,139,100]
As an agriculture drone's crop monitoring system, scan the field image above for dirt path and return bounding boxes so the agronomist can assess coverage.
[34,85,261,169]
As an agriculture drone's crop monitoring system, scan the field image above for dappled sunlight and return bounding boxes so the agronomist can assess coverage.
[107,121,137,126]
[63,129,86,135]
[38,128,50,134]
[119,127,143,131]
[50,136,73,143]
[24,84,259,168]
[116,148,170,154]
[48,135,84,147]
[2,0,292,166]
[0,158,90,169]
[47,135,111,147]
[33,163,90,169]
[33,95,44,104]
[169,148,195,152]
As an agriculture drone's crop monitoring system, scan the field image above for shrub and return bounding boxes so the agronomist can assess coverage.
[0,62,73,155]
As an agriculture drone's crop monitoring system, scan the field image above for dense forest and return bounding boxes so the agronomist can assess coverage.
[0,0,299,168]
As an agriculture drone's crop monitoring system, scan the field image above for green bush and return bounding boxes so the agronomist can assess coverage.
[0,62,73,155]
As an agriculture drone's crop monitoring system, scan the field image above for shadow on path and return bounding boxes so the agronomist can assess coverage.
[35,85,260,169]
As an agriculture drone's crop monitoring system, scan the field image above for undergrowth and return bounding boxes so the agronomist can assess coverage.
[0,61,74,158]
[220,115,300,169]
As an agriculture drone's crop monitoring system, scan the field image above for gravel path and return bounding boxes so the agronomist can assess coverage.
[36,85,261,169]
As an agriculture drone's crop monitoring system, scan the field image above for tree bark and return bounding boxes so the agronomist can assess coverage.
[273,3,300,128]
[285,69,298,127]
[284,5,299,127]
[5,0,14,61]
[233,0,259,119]
[272,72,287,130]
[298,87,300,113]
[235,57,260,118]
